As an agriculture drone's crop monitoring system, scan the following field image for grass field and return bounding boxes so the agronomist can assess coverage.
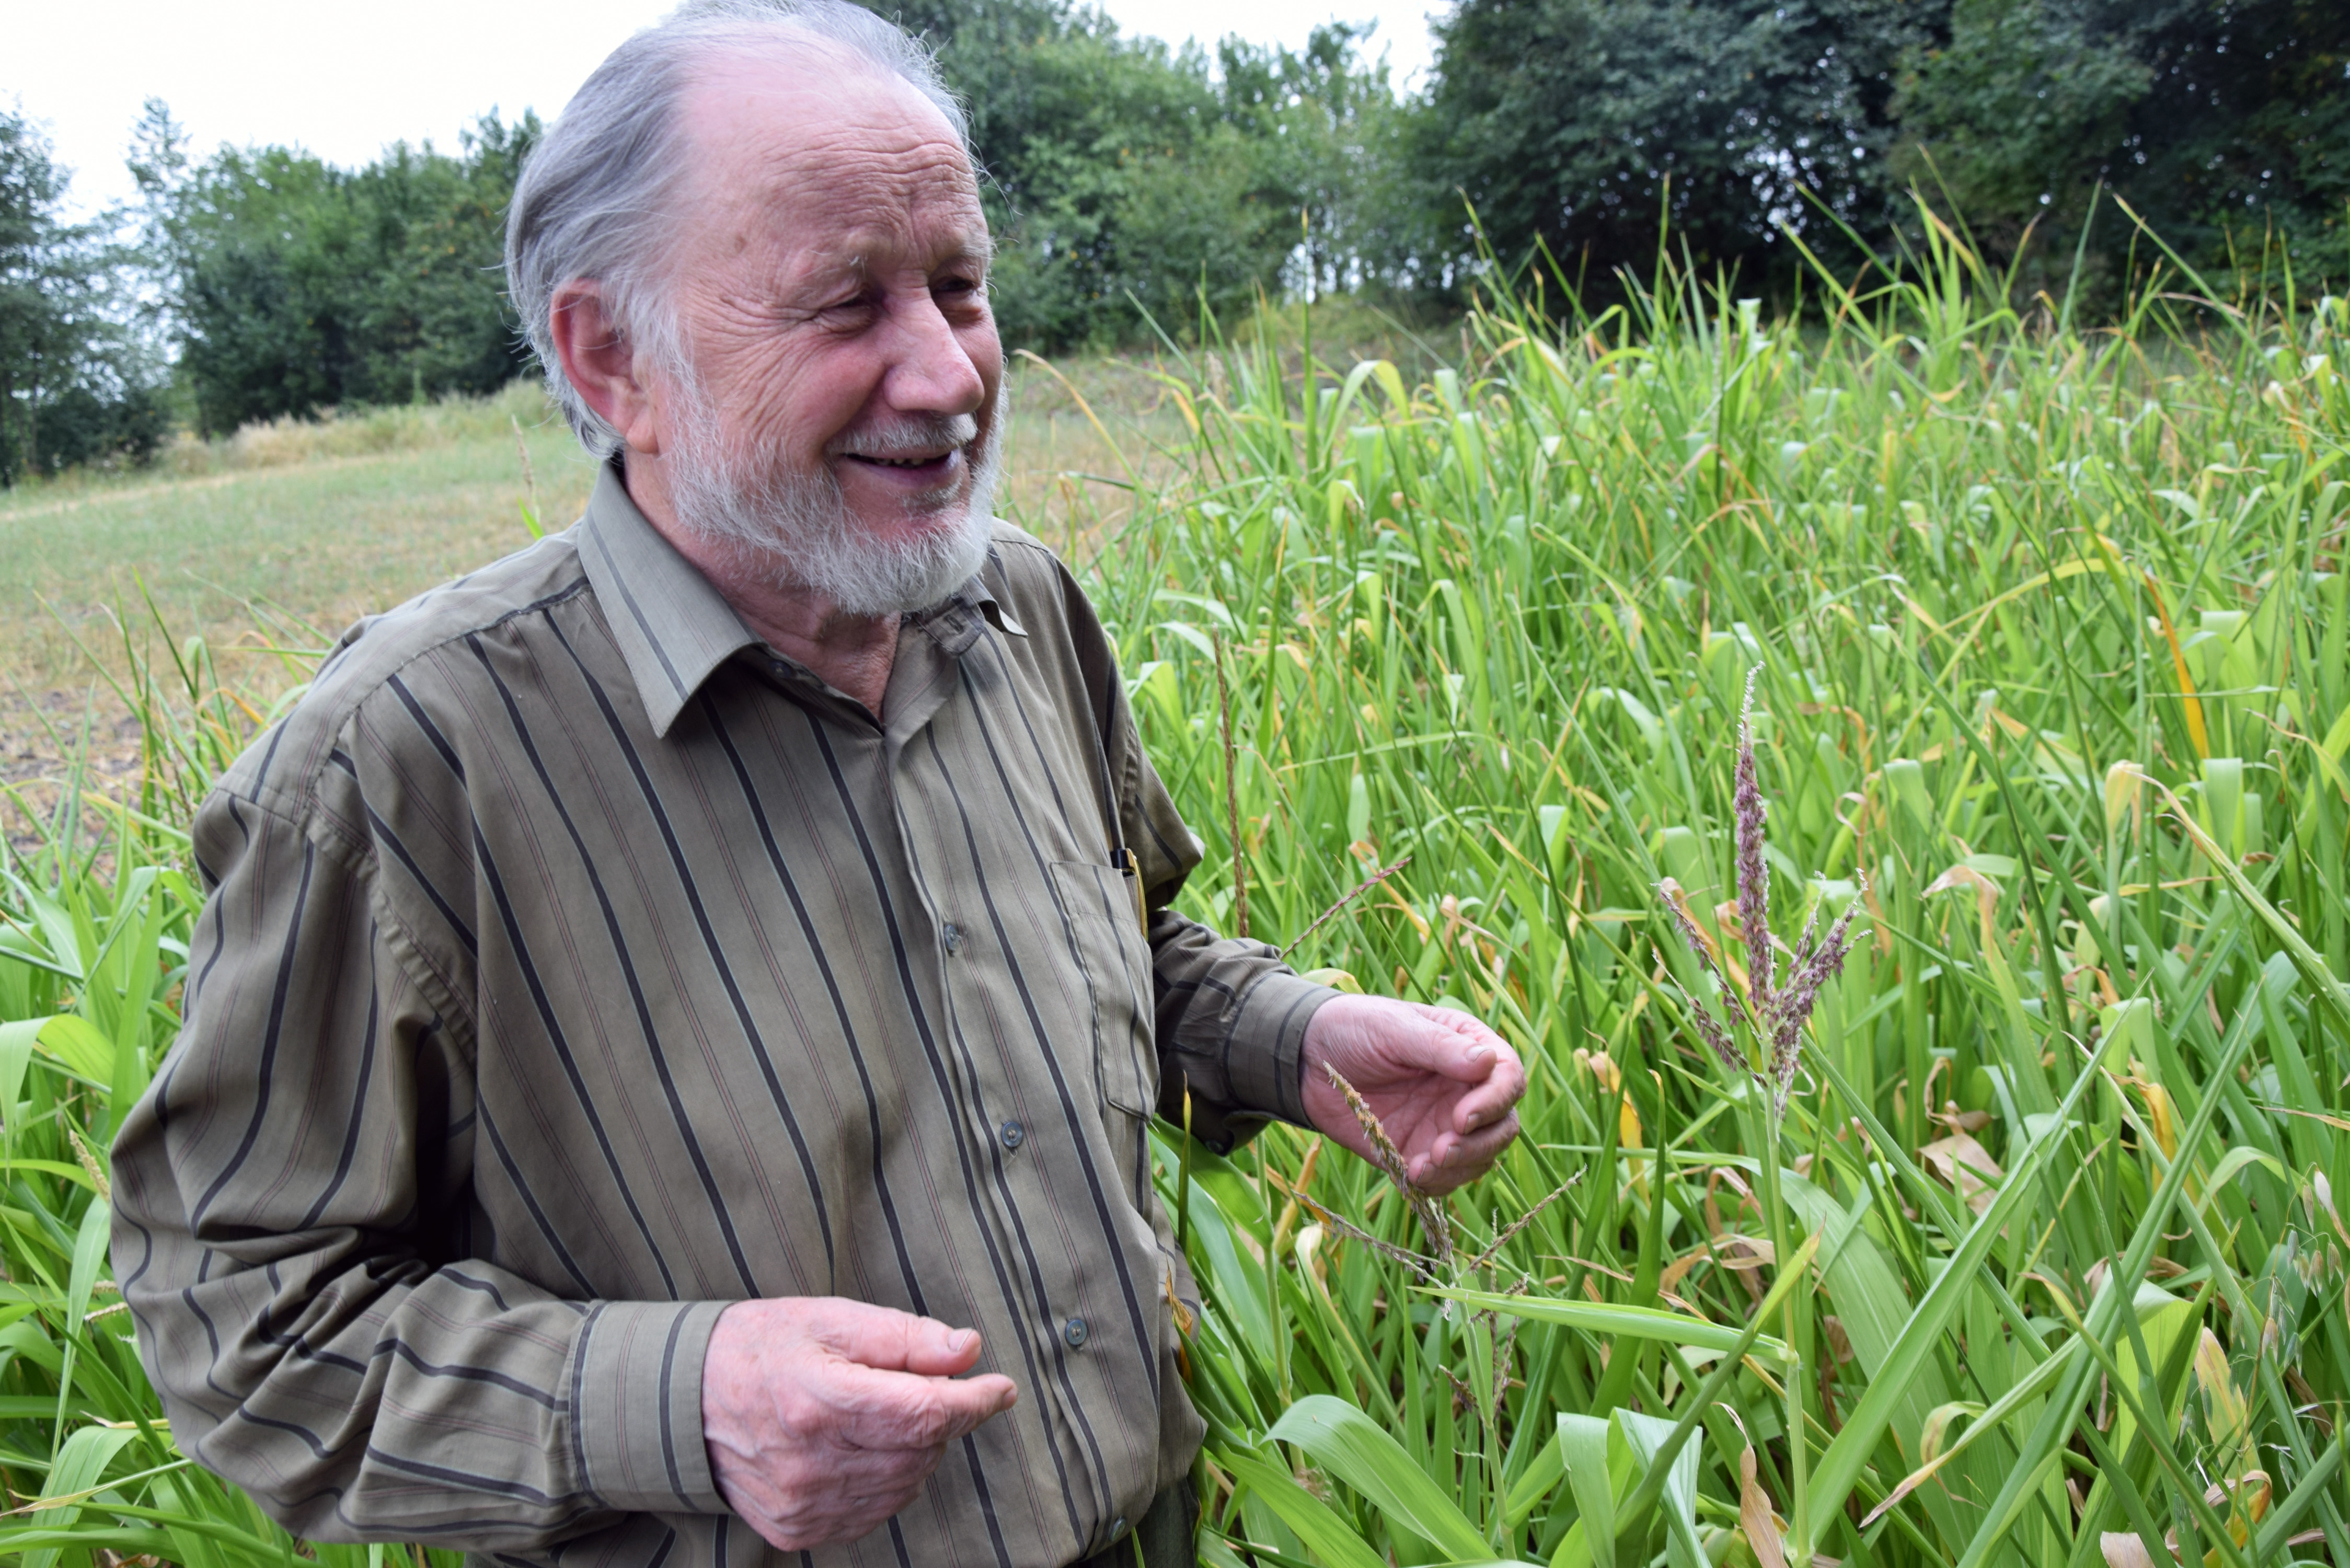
[3,241,2347,1568]
[0,352,1199,774]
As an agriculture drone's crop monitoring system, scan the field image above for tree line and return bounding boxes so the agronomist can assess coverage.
[4,0,2343,483]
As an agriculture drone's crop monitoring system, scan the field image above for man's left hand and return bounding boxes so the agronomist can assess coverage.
[1299,996,1527,1194]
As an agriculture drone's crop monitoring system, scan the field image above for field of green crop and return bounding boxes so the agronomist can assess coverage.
[3,226,2347,1567]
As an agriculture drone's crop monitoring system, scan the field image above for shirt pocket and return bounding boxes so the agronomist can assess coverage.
[1048,859,1156,1117]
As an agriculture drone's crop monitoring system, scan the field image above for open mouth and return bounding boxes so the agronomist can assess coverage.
[831,415,980,484]
[841,448,961,479]
[847,452,953,469]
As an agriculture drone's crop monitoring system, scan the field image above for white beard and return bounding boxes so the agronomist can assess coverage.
[662,374,1001,617]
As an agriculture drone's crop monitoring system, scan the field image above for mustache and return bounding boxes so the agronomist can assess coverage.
[825,413,981,459]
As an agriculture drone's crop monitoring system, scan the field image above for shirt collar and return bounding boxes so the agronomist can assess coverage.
[575,463,761,739]
[908,567,1025,657]
[574,462,1021,738]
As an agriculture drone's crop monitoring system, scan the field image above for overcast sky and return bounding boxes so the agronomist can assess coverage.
[8,0,1442,218]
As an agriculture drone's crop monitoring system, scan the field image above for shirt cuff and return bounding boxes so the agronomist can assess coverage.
[1232,967,1340,1122]
[1176,968,1339,1153]
[569,1300,732,1515]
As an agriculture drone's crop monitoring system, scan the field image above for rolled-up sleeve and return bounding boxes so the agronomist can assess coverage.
[109,790,726,1547]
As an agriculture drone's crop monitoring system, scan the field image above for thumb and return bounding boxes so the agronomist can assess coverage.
[812,1299,985,1376]
[826,1361,1019,1450]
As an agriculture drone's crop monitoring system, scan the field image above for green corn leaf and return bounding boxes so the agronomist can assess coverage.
[64,1197,111,1344]
[1217,1445,1389,1568]
[1864,1333,2079,1525]
[1609,1232,1822,1552]
[2253,1433,2344,1562]
[1806,1051,2102,1529]
[0,1160,105,1194]
[2199,1144,2286,1197]
[1268,1394,1490,1561]
[2,1457,190,1527]
[19,1423,141,1568]
[1197,1533,1254,1568]
[1502,1421,1564,1531]
[1419,1290,1794,1364]
[0,1016,113,1093]
[1556,1415,1615,1568]
[24,1015,113,1089]
[1613,1411,1704,1568]
[2149,774,2350,1033]
[0,1022,38,1138]
[1953,975,2268,1568]
[0,1527,177,1561]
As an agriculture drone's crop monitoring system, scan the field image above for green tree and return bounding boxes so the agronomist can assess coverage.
[0,107,166,484]
[870,0,1401,347]
[1215,24,1415,302]
[1894,0,2349,297]
[901,0,1280,345]
[160,112,537,434]
[1413,0,1938,300]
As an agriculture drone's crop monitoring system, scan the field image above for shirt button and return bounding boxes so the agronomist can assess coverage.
[941,922,964,954]
[1063,1316,1089,1348]
[998,1119,1025,1150]
[1112,1516,1127,1539]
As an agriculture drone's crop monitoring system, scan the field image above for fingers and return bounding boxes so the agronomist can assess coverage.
[1452,1047,1527,1132]
[705,1297,1016,1454]
[1416,1010,1529,1104]
[1300,996,1530,1192]
[705,1299,1021,1552]
[809,1297,986,1376]
[824,1360,1018,1451]
[1410,1110,1522,1193]
[1408,1009,1528,1131]
[1405,1004,1514,1077]
[1365,1002,1524,1092]
[722,1433,957,1553]
[1378,1005,1525,1133]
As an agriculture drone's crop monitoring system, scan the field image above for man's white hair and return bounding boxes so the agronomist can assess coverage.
[504,0,970,456]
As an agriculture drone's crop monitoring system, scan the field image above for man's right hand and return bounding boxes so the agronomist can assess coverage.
[700,1297,1019,1551]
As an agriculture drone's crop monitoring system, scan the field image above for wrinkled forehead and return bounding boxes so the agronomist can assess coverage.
[671,40,984,270]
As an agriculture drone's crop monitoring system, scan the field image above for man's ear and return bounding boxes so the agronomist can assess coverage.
[546,281,664,455]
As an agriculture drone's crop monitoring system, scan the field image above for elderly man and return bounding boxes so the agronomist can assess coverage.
[110,4,1525,1565]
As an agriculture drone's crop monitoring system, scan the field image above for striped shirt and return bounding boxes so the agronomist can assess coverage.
[111,465,1334,1568]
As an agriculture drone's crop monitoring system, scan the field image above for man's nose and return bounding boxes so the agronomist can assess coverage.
[884,291,986,417]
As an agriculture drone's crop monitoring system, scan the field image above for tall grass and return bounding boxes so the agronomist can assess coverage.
[2,217,2345,1566]
[1097,229,2350,1567]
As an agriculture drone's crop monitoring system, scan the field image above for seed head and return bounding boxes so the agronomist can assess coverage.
[1732,668,1775,1018]
[1654,672,1864,1121]
[1766,886,1862,1114]
[1658,876,1755,1031]
[1320,1062,1453,1264]
[1676,983,1746,1078]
